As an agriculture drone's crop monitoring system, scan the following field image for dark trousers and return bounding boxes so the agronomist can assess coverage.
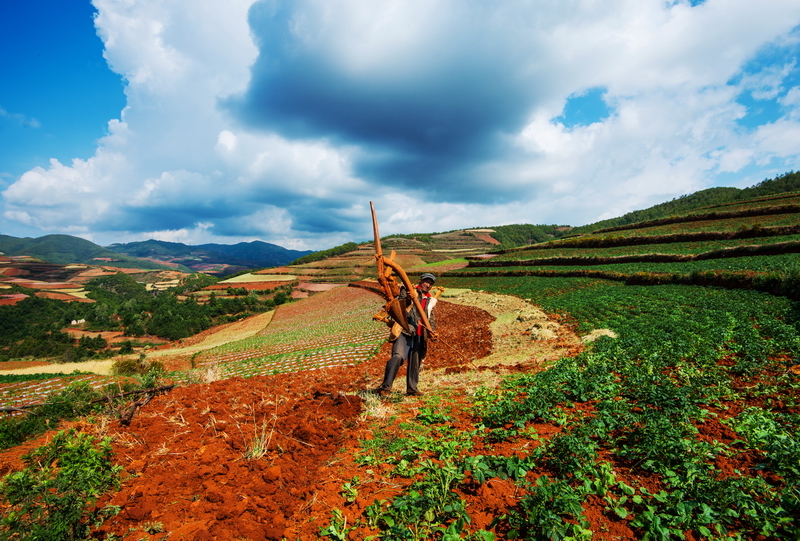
[379,333,423,393]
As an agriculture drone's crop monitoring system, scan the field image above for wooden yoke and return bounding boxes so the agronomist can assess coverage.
[370,202,436,337]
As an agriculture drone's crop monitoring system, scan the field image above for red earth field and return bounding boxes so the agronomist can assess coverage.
[0,289,791,540]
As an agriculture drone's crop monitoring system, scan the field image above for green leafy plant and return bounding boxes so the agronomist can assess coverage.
[507,476,592,541]
[319,508,353,540]
[0,429,121,540]
[366,459,469,540]
[341,475,360,503]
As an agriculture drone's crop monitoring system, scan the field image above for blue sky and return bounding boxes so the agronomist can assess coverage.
[0,0,124,180]
[1,0,799,250]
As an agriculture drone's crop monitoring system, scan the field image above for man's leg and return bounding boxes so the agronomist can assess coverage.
[406,336,423,395]
[378,334,409,391]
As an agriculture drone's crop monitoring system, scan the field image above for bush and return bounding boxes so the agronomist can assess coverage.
[0,429,121,540]
[111,353,165,386]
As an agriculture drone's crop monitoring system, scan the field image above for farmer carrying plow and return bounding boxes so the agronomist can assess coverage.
[374,272,438,396]
[368,202,440,397]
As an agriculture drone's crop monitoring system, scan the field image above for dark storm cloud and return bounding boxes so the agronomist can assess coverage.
[228,0,544,199]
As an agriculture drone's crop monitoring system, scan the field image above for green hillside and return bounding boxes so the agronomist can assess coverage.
[569,170,800,235]
[456,188,800,300]
[0,234,179,270]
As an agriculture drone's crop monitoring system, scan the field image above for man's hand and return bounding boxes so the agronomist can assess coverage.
[429,331,439,342]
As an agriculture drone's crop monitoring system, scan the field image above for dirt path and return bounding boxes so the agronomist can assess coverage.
[0,311,276,377]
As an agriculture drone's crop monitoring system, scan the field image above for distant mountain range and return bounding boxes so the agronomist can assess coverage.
[106,239,313,274]
[0,234,312,275]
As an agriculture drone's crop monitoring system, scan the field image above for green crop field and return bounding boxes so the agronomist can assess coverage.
[489,234,800,261]
[398,190,800,539]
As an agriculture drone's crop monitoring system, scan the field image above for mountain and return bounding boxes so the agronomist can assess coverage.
[106,239,313,273]
[0,234,175,270]
[196,241,313,267]
[0,234,312,274]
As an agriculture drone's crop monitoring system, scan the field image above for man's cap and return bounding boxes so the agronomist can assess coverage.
[420,272,436,283]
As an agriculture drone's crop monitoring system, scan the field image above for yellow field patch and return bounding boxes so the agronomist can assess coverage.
[58,288,90,299]
[219,273,297,283]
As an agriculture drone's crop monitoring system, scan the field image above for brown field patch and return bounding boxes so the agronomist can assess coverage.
[0,359,52,371]
[473,232,501,244]
[203,281,293,291]
[35,291,95,303]
[0,294,28,306]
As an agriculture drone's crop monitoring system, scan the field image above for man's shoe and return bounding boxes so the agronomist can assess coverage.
[371,387,391,397]
[406,390,423,397]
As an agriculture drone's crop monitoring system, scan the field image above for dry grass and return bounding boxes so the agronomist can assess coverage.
[148,310,275,359]
[360,393,397,420]
[218,273,296,283]
[444,289,581,370]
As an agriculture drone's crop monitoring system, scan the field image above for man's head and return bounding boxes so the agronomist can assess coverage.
[418,272,436,293]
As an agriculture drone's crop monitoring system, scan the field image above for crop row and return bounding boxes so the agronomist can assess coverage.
[172,342,382,384]
[595,212,800,238]
[189,287,387,380]
[467,252,800,275]
[487,234,800,262]
[0,374,121,409]
[594,203,800,234]
[682,192,800,216]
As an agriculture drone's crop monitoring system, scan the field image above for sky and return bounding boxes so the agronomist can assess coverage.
[1,0,799,251]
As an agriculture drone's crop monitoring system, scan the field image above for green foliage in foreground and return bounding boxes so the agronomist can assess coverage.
[0,364,165,451]
[0,429,121,540]
[329,276,800,539]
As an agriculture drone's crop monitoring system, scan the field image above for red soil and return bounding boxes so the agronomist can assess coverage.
[203,281,294,291]
[85,301,498,541]
[0,294,28,306]
[472,233,501,245]
[61,329,140,345]
[0,359,52,371]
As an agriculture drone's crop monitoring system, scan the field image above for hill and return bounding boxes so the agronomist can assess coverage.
[569,170,800,235]
[0,234,178,271]
[0,234,312,276]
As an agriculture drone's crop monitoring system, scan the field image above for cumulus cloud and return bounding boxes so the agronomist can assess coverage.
[2,0,800,249]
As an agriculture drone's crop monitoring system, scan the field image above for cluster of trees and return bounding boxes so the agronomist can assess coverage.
[486,224,573,249]
[382,224,573,250]
[0,272,293,363]
[289,242,361,265]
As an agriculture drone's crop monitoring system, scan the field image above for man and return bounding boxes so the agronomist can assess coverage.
[375,273,438,397]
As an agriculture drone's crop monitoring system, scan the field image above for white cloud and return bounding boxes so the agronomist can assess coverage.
[0,106,41,129]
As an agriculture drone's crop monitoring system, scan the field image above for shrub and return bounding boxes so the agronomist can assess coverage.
[0,429,121,540]
[111,352,164,381]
